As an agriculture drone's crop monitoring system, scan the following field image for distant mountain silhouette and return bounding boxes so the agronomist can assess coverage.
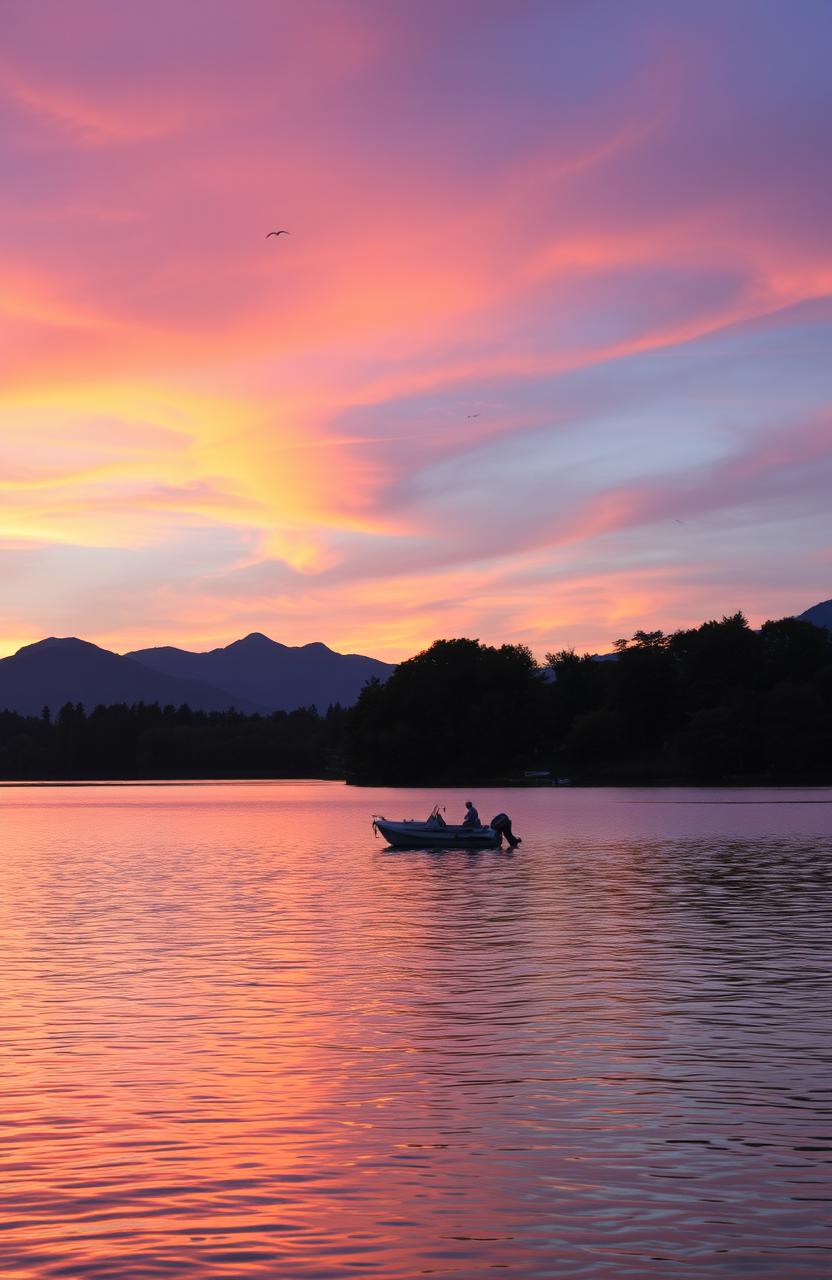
[126,632,395,712]
[798,598,832,632]
[0,638,266,716]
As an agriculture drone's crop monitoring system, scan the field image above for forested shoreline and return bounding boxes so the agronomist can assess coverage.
[0,702,347,781]
[0,611,830,784]
[346,612,832,785]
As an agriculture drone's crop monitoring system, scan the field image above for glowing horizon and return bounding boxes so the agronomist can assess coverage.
[2,1,830,663]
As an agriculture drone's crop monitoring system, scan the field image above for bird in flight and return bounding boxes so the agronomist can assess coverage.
[467,412,480,419]
[266,230,289,238]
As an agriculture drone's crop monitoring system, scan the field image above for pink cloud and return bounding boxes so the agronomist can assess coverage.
[0,1,829,660]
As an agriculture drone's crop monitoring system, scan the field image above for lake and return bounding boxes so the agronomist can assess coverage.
[0,782,829,1278]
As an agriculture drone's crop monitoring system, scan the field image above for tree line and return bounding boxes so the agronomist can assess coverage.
[345,613,832,784]
[0,611,829,783]
[0,701,346,781]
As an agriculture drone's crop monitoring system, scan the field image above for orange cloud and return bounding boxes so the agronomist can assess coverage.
[0,2,828,662]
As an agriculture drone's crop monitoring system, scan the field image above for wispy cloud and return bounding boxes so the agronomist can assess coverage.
[0,0,829,659]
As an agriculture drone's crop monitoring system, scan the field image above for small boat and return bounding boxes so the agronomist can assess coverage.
[372,805,520,850]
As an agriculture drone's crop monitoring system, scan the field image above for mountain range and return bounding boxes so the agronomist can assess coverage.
[797,599,832,631]
[0,633,395,717]
[0,600,828,717]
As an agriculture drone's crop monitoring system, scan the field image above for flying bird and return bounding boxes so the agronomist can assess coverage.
[266,230,289,238]
[467,412,481,418]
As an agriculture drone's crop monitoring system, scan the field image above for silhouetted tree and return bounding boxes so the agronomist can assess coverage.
[670,612,760,711]
[758,616,832,686]
[345,638,544,784]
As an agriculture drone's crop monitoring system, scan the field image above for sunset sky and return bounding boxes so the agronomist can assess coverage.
[2,0,830,662]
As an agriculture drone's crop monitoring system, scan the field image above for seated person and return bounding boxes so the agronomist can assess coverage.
[462,800,480,827]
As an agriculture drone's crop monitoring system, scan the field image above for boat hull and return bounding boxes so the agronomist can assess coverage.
[373,819,501,849]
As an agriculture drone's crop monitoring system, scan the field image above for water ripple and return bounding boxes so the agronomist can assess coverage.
[0,782,829,1277]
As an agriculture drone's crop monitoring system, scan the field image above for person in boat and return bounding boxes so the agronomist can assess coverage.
[462,800,481,828]
[491,812,521,848]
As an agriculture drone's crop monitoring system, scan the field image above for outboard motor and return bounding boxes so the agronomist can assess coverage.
[491,813,521,848]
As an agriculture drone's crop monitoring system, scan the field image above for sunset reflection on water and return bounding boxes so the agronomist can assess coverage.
[0,782,829,1278]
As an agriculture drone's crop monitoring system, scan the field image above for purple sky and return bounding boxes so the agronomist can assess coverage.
[1,0,830,659]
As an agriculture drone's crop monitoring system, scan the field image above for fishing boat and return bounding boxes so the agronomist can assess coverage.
[372,805,520,850]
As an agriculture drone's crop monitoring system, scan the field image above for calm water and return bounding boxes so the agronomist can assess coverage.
[0,783,830,1279]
